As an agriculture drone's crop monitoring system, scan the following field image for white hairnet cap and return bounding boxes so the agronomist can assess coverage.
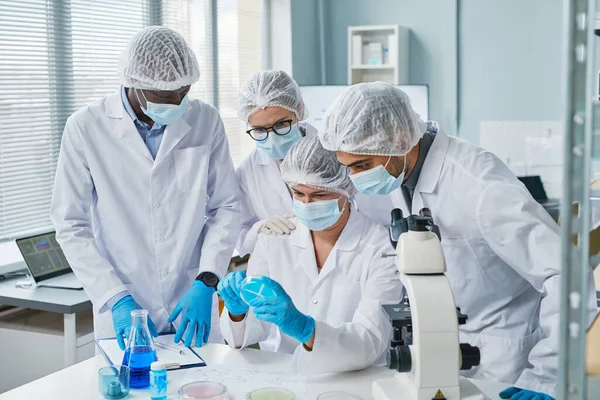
[119,26,200,91]
[281,136,355,197]
[320,81,425,156]
[238,70,308,121]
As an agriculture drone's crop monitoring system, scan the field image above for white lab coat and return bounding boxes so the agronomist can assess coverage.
[220,210,403,374]
[388,129,597,396]
[50,92,240,343]
[235,122,392,256]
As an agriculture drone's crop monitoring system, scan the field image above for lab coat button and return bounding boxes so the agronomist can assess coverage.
[312,299,318,304]
[154,201,161,208]
[161,270,168,277]
[157,236,164,243]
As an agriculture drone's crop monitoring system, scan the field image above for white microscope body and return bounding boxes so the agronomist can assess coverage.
[372,209,481,400]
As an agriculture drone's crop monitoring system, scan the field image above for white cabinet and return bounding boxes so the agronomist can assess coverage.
[0,309,94,393]
[348,25,409,85]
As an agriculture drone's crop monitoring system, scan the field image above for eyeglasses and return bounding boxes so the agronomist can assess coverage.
[246,119,294,141]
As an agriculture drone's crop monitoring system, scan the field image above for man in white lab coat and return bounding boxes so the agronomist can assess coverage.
[318,82,597,400]
[50,26,239,349]
[218,135,403,374]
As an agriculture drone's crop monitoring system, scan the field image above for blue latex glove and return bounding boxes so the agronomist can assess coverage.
[247,276,315,343]
[217,271,249,316]
[111,295,158,350]
[499,387,555,400]
[168,281,215,347]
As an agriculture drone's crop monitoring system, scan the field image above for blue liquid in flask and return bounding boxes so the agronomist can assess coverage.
[122,309,157,389]
[123,345,157,388]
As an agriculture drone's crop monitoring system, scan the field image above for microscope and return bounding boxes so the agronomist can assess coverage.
[372,208,482,400]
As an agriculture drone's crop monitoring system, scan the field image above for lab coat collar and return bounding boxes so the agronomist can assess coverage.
[104,91,192,167]
[254,147,273,166]
[250,148,292,206]
[334,208,364,251]
[105,92,154,163]
[414,128,450,194]
[290,208,364,285]
[154,115,191,166]
[105,92,125,119]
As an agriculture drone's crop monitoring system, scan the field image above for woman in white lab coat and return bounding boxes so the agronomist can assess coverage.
[318,82,599,399]
[235,70,311,257]
[219,135,403,374]
[235,70,391,256]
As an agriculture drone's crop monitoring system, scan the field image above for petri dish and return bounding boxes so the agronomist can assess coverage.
[240,276,277,304]
[178,381,228,400]
[317,391,364,400]
[246,388,296,400]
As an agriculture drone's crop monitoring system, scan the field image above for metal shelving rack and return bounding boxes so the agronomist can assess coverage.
[559,0,597,398]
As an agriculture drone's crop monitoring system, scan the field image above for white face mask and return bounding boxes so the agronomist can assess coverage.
[349,156,406,196]
[292,196,347,231]
[136,89,189,125]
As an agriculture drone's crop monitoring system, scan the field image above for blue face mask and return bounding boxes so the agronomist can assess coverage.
[256,123,301,160]
[350,156,406,196]
[138,90,189,125]
[292,197,346,231]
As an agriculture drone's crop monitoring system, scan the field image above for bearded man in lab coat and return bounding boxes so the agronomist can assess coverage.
[50,26,240,350]
[318,82,597,400]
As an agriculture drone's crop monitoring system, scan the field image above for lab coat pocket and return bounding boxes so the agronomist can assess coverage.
[441,238,485,284]
[174,146,209,192]
[471,327,543,382]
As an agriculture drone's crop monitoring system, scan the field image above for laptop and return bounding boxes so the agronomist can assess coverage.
[518,175,550,204]
[16,231,83,290]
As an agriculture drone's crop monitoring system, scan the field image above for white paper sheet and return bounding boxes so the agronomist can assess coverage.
[96,334,205,368]
[183,365,308,395]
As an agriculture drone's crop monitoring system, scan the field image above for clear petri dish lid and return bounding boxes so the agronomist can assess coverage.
[239,276,278,305]
[246,387,296,400]
[316,391,364,400]
[178,381,228,400]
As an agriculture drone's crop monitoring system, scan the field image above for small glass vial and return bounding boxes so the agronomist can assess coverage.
[149,361,167,400]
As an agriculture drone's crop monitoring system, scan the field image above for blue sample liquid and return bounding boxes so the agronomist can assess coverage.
[122,345,157,389]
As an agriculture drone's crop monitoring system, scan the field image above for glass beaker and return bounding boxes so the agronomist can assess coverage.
[98,365,130,399]
[121,309,157,389]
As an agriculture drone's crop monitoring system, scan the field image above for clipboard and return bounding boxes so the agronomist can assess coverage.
[96,333,206,370]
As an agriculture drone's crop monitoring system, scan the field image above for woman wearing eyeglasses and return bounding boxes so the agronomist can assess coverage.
[235,70,392,257]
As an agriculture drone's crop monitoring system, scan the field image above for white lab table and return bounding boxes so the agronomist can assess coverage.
[0,344,507,399]
[0,276,92,367]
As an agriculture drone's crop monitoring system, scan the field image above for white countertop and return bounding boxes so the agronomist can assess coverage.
[0,344,506,399]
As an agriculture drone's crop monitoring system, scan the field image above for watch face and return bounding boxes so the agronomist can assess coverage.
[200,272,219,287]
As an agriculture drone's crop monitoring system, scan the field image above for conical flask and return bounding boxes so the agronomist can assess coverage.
[121,309,157,389]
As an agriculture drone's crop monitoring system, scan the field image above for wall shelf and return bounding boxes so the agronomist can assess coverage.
[348,24,409,85]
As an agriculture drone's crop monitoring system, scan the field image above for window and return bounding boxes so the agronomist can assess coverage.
[0,0,265,240]
[163,0,262,162]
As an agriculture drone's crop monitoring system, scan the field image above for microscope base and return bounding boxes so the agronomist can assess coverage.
[373,373,486,400]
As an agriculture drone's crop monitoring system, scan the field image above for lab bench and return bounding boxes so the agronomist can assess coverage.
[0,343,507,399]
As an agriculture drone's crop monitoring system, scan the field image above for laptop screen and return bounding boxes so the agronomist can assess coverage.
[16,232,72,282]
[518,176,549,202]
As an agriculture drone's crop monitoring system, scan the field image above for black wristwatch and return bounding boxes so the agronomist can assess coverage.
[196,271,220,290]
